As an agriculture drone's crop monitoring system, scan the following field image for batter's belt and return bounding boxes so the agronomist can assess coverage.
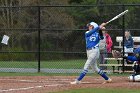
[87,47,99,50]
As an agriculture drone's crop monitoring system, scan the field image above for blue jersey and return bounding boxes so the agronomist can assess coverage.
[85,27,102,49]
[134,47,140,54]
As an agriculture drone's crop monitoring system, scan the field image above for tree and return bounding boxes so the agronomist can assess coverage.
[67,0,140,29]
[0,0,39,50]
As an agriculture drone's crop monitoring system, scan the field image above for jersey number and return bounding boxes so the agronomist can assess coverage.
[90,36,96,41]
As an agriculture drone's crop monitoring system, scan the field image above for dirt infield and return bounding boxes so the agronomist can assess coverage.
[0,76,140,93]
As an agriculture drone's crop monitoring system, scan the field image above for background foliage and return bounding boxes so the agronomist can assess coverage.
[0,0,140,60]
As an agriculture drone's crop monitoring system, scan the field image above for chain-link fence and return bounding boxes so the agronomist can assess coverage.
[0,4,140,74]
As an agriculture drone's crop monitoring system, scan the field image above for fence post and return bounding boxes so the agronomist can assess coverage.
[37,6,41,72]
[122,5,125,73]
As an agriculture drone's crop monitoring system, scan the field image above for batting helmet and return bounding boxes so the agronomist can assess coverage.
[87,22,98,28]
[90,22,98,28]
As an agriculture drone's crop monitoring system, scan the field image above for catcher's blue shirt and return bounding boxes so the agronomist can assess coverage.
[127,47,140,61]
[85,27,103,49]
[134,47,140,54]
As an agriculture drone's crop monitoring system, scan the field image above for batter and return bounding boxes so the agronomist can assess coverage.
[70,22,112,84]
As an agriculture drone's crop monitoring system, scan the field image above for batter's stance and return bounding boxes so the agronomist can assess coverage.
[71,22,112,84]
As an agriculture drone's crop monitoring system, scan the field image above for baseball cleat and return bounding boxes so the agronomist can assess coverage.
[70,80,81,84]
[102,78,112,84]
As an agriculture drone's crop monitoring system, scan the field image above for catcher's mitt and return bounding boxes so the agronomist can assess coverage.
[112,50,122,59]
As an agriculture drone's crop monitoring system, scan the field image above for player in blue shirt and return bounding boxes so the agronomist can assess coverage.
[124,47,140,62]
[114,47,140,75]
[123,47,140,79]
[70,22,112,84]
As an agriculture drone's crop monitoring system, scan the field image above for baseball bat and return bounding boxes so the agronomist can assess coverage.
[106,10,129,24]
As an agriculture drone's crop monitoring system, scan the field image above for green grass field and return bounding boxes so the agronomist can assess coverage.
[53,88,140,93]
[0,59,118,69]
[0,72,48,76]
[0,59,86,68]
[0,72,130,76]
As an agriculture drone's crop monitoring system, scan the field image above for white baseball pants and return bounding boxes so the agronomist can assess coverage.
[84,48,100,73]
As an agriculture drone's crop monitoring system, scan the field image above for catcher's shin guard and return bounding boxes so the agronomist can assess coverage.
[133,61,140,74]
[128,74,140,82]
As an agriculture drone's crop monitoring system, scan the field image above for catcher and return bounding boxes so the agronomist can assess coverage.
[112,47,140,81]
